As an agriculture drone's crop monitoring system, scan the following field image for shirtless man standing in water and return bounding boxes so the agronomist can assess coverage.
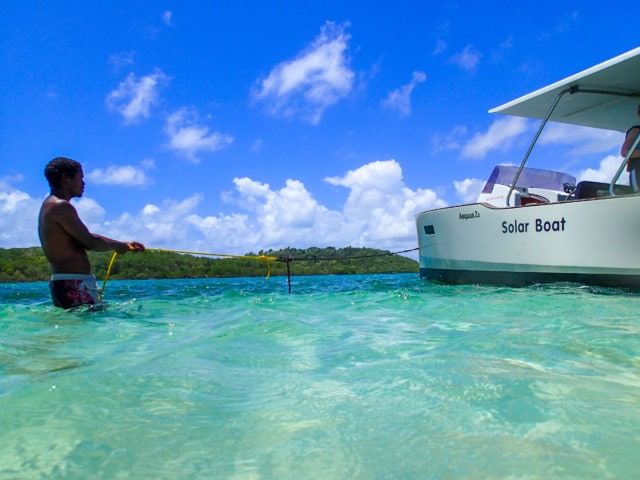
[38,157,145,308]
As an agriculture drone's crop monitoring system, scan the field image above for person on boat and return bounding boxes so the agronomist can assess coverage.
[621,105,640,191]
[38,157,145,309]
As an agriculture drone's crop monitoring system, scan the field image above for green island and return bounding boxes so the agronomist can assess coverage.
[0,246,418,282]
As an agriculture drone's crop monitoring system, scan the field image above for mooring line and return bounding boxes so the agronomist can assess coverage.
[145,248,279,262]
[274,247,419,293]
[100,247,419,298]
[278,247,419,263]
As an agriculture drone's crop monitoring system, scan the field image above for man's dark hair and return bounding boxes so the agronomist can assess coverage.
[44,157,82,188]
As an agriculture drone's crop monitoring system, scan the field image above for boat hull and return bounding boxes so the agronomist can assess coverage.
[415,195,640,287]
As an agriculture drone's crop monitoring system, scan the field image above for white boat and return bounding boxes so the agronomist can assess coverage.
[415,46,640,287]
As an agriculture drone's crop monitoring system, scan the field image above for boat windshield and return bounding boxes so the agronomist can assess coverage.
[481,165,576,194]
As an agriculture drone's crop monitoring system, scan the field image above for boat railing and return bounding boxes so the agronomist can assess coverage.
[506,86,640,205]
[609,133,640,195]
[506,88,571,207]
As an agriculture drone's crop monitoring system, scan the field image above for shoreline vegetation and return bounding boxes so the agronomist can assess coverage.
[0,246,418,283]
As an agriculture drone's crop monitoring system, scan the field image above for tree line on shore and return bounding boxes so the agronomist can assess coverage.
[0,246,418,282]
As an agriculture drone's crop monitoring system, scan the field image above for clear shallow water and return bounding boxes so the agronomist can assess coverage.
[1,274,639,479]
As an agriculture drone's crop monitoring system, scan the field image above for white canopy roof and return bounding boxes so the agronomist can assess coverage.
[490,47,640,132]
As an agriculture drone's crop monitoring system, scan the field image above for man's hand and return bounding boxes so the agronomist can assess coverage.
[127,242,146,252]
[114,241,145,254]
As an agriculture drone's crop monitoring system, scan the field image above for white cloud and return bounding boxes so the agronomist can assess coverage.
[108,51,135,72]
[575,154,628,184]
[251,138,263,153]
[431,125,469,155]
[142,204,160,216]
[141,158,156,169]
[108,195,204,246]
[461,117,530,159]
[454,178,485,203]
[253,21,354,124]
[0,161,446,255]
[165,108,233,163]
[106,69,170,124]
[218,177,346,247]
[74,196,107,225]
[539,123,622,155]
[87,164,152,186]
[0,189,41,247]
[162,11,173,26]
[433,39,447,55]
[432,19,450,56]
[449,45,482,73]
[443,117,621,166]
[324,160,446,245]
[382,71,426,116]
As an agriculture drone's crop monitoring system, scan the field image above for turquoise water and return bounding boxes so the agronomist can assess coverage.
[1,274,639,479]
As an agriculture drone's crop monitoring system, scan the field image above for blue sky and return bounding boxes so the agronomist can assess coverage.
[1,1,637,256]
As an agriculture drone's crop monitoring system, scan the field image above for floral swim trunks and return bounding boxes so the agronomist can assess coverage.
[50,273,100,309]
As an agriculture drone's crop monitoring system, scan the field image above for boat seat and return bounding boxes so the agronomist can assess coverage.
[574,181,633,200]
[520,193,549,205]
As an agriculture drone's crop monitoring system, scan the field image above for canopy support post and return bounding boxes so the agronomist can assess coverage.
[506,87,572,207]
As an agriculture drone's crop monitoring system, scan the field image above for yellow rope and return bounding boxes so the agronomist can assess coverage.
[100,248,279,300]
[146,248,278,261]
[100,251,119,301]
[145,248,278,279]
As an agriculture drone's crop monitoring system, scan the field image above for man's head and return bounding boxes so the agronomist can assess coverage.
[44,157,83,189]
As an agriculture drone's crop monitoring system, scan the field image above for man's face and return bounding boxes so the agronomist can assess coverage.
[69,169,85,198]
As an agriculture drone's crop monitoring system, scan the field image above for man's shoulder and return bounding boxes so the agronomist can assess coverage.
[42,196,75,218]
[627,125,640,134]
[44,195,72,206]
